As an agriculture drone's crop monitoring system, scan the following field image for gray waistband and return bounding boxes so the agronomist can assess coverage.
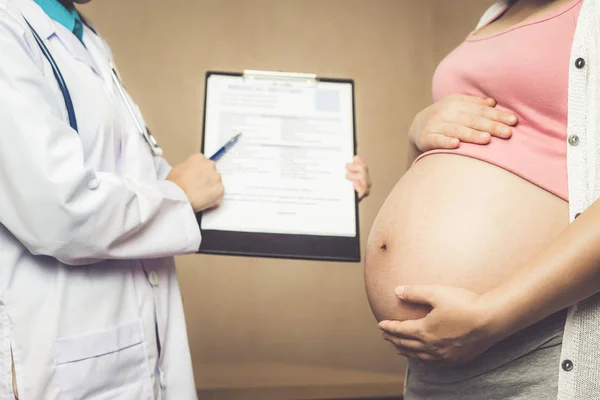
[407,308,567,384]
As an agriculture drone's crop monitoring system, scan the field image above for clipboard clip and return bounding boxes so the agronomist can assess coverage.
[243,70,318,86]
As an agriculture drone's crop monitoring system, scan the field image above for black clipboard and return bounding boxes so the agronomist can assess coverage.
[196,70,360,262]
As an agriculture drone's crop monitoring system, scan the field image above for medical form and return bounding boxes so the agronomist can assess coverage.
[198,70,360,262]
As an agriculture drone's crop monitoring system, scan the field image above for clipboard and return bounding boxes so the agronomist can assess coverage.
[196,70,360,262]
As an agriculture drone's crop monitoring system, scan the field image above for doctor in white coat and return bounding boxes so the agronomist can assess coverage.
[0,0,373,399]
[0,0,224,398]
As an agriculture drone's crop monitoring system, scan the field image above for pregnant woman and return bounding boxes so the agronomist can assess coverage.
[365,0,600,398]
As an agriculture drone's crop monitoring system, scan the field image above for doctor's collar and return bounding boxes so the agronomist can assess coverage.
[33,0,84,43]
[16,0,55,40]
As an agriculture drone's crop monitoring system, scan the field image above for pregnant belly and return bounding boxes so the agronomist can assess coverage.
[365,154,569,322]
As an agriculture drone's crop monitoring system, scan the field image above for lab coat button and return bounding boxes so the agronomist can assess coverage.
[88,178,100,190]
[159,370,166,388]
[149,270,159,287]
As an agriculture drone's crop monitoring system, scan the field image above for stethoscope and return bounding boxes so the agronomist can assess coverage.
[23,17,163,157]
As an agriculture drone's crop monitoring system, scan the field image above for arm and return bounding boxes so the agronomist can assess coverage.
[0,12,200,265]
[483,202,600,338]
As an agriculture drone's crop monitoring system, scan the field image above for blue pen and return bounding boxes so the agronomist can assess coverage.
[209,133,242,161]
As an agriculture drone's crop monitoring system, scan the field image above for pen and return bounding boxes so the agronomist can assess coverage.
[209,133,242,161]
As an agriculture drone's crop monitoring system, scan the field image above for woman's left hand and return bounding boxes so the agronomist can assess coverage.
[378,285,504,365]
[346,156,371,200]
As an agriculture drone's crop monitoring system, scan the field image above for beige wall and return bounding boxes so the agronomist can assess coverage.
[82,0,492,394]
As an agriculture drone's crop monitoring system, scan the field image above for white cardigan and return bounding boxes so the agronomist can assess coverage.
[477,1,600,398]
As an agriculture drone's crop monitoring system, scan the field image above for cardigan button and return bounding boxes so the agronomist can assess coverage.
[568,134,580,146]
[562,359,574,372]
[574,212,581,219]
[575,57,586,69]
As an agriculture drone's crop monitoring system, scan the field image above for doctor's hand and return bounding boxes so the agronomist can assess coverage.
[346,156,371,200]
[409,95,518,152]
[167,154,224,212]
[378,285,503,366]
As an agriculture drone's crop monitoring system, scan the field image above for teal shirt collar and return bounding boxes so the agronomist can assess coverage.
[33,0,83,42]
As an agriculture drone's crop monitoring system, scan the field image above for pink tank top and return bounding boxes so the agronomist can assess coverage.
[417,0,582,201]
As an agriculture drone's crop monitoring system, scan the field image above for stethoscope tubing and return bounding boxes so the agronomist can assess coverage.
[24,18,78,133]
[22,16,163,156]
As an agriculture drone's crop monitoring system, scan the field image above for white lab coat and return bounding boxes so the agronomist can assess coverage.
[0,0,202,399]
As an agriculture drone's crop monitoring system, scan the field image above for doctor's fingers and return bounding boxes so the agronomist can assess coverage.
[346,169,371,186]
[204,198,223,211]
[209,181,225,203]
[350,155,368,167]
[346,170,367,182]
[345,162,368,174]
[346,172,369,198]
[193,173,225,211]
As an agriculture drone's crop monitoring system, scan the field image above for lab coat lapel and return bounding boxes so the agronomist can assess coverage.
[53,23,103,79]
[14,0,103,80]
[14,0,54,38]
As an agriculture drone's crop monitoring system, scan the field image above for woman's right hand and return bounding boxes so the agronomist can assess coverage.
[409,94,518,152]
